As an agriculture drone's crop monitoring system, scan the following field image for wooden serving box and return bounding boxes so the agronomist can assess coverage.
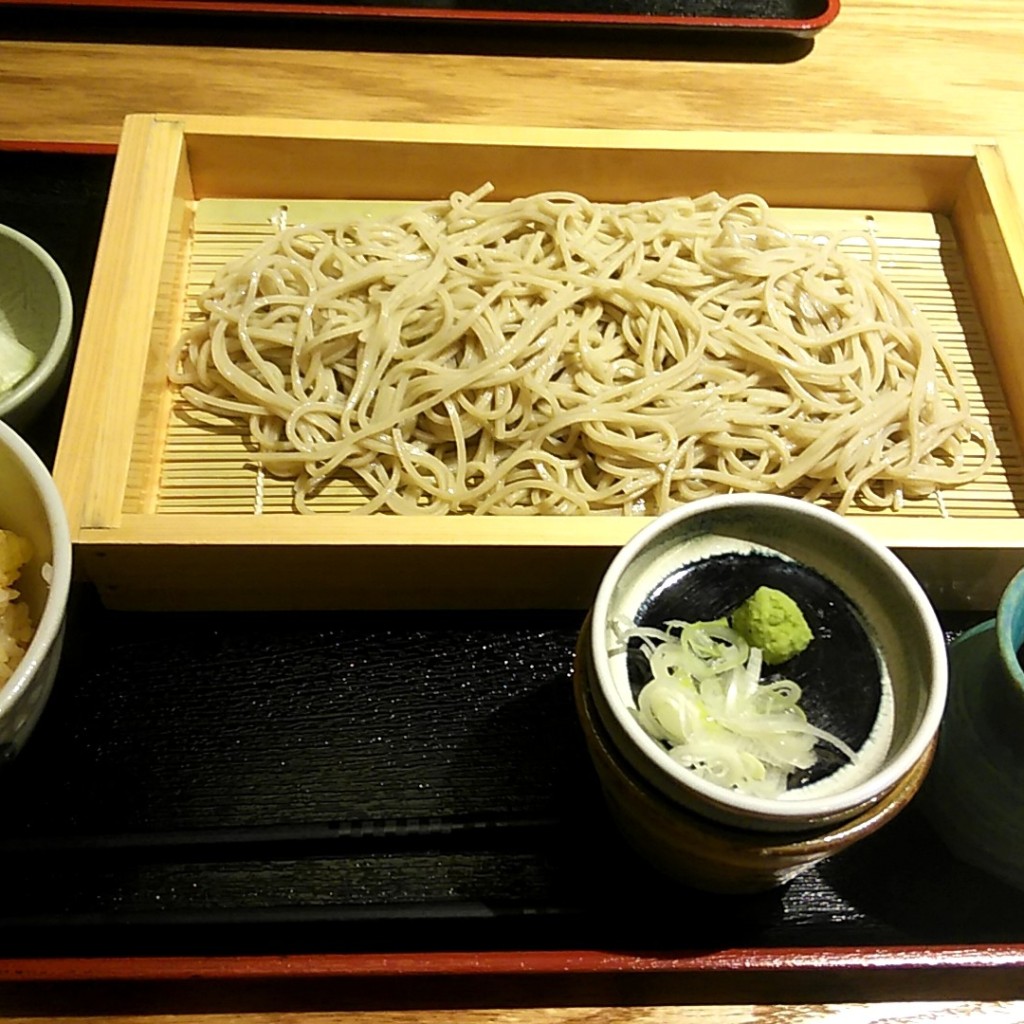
[53,115,1024,610]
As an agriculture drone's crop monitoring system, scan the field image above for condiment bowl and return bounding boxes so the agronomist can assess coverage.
[582,494,947,836]
[0,419,72,761]
[0,224,74,429]
[575,640,936,893]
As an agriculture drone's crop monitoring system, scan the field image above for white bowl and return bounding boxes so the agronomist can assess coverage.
[0,419,72,761]
[0,224,74,429]
[586,494,947,832]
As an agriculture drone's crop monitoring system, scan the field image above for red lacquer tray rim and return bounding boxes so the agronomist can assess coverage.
[2,944,1024,984]
[0,0,840,34]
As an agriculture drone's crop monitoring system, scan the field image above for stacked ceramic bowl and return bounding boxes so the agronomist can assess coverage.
[0,419,72,761]
[575,494,947,893]
[0,224,74,760]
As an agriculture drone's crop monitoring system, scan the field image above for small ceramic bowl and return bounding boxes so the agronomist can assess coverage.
[0,224,74,429]
[584,494,947,834]
[575,642,936,893]
[0,419,72,762]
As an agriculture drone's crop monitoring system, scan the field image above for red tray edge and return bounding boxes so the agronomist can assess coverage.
[0,139,119,155]
[0,0,840,33]
[1,943,1023,984]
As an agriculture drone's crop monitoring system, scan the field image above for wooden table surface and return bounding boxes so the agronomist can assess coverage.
[1,0,1023,146]
[2,0,1024,1020]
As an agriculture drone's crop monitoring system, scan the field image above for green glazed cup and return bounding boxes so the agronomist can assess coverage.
[922,567,1024,889]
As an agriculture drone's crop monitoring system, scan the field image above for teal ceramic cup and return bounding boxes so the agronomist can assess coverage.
[922,567,1024,889]
[996,569,1024,704]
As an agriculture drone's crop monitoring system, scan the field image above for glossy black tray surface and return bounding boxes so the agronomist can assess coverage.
[1,150,1022,962]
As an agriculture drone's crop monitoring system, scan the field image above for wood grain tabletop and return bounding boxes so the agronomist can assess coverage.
[1,0,1023,1019]
[1,0,1023,147]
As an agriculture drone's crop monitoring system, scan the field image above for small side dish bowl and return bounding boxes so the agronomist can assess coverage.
[584,494,947,834]
[575,645,936,893]
[0,224,74,429]
[0,419,72,761]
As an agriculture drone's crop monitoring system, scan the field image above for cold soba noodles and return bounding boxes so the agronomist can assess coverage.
[169,186,994,515]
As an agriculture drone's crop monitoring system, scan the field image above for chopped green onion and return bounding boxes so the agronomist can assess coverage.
[615,619,856,798]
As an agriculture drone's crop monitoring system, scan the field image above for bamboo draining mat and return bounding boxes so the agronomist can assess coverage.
[145,199,1020,520]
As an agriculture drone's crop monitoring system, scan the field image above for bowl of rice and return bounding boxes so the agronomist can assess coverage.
[0,418,71,762]
[579,494,946,859]
[0,223,74,430]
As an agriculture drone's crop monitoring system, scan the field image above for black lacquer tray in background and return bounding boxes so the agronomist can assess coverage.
[1,149,1023,982]
[0,0,839,36]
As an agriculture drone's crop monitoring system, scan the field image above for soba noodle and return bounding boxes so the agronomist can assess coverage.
[169,186,995,515]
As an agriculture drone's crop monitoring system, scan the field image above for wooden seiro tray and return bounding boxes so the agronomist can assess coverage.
[52,117,1024,610]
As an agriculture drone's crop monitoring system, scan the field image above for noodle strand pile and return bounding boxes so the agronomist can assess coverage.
[170,186,994,515]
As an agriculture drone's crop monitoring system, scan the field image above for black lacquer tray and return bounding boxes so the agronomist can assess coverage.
[1,149,1024,983]
[0,0,838,36]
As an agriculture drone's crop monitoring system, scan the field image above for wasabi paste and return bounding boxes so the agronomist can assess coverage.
[732,586,813,665]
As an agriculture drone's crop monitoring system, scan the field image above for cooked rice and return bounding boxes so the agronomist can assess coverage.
[0,529,33,687]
